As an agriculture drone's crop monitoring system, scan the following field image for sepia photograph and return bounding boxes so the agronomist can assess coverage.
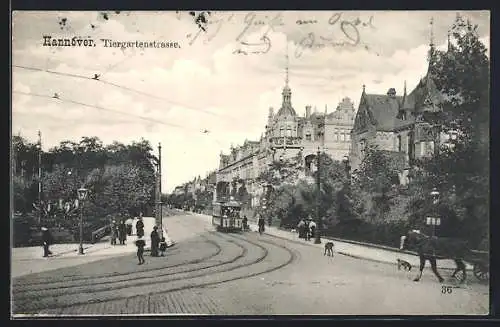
[11,10,490,316]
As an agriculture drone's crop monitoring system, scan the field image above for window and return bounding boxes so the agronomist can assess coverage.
[335,132,339,141]
[360,139,366,153]
[306,133,311,141]
[397,135,402,152]
[280,128,284,137]
[286,127,292,137]
[346,133,351,142]
[340,133,345,141]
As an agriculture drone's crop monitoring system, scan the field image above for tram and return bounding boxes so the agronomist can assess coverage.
[212,200,243,232]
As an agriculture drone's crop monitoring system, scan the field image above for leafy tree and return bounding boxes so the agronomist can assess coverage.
[406,14,489,249]
[352,145,400,223]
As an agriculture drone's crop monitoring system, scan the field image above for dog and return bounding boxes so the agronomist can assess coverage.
[397,258,412,271]
[324,242,335,256]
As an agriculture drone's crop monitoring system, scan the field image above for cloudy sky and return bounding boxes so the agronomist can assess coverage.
[12,10,490,192]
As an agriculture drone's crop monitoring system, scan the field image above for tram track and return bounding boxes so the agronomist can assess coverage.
[12,237,217,287]
[13,233,248,300]
[13,227,297,315]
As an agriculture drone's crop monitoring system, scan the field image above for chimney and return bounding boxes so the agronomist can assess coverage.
[305,105,311,119]
[268,107,274,118]
[387,88,396,98]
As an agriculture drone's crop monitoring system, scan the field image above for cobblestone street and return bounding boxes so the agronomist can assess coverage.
[12,213,489,316]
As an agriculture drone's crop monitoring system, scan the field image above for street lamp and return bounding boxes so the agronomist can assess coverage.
[426,188,440,238]
[77,187,88,255]
[314,147,321,244]
[342,155,351,179]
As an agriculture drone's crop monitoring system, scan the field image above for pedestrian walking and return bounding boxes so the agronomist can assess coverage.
[110,220,117,245]
[118,219,127,245]
[135,235,146,265]
[309,220,317,240]
[258,215,265,235]
[136,215,144,238]
[242,215,248,231]
[297,219,306,239]
[150,226,160,257]
[159,237,167,256]
[41,227,53,257]
[305,219,311,241]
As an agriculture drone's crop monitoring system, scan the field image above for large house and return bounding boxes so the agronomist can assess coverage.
[349,38,456,185]
[215,70,356,210]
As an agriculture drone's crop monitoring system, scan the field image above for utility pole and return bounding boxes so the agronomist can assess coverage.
[314,146,321,244]
[158,143,163,233]
[38,130,42,225]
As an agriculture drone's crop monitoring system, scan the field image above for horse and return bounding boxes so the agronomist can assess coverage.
[400,230,469,283]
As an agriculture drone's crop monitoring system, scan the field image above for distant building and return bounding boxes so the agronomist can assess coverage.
[216,66,355,210]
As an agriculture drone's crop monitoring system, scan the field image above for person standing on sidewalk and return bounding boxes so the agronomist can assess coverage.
[309,219,317,240]
[150,226,160,257]
[159,237,167,256]
[110,220,117,245]
[118,219,127,245]
[297,219,306,239]
[136,216,144,238]
[41,227,53,257]
[125,217,133,236]
[135,235,146,265]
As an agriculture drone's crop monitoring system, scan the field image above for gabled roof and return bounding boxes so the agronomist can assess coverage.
[403,75,444,113]
[361,94,406,131]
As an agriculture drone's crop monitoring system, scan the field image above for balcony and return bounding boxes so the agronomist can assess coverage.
[270,136,301,148]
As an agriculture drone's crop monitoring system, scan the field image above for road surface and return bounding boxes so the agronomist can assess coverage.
[12,213,489,316]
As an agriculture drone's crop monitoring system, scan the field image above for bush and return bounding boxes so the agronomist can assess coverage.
[324,220,410,248]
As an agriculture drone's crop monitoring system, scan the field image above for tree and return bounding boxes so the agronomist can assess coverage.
[352,145,400,223]
[405,15,489,248]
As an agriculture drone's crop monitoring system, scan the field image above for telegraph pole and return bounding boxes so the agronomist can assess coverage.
[314,146,321,244]
[38,130,42,225]
[158,143,163,232]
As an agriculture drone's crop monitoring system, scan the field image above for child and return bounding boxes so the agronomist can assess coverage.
[135,235,146,265]
[159,237,167,256]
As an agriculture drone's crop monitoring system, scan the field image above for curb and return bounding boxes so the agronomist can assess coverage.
[259,227,467,272]
[275,227,418,256]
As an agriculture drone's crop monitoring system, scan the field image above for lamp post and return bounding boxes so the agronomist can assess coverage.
[314,146,321,244]
[342,155,351,180]
[77,187,88,255]
[157,142,163,236]
[37,131,42,225]
[426,188,440,237]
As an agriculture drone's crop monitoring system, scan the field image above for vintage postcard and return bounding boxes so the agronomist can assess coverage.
[11,10,490,316]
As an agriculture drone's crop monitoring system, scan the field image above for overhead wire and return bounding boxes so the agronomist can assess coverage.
[12,90,229,148]
[13,64,247,121]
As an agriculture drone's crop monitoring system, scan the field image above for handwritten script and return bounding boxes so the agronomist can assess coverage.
[295,13,375,58]
[181,11,375,56]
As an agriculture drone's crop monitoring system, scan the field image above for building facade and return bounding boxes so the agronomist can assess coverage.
[215,75,356,209]
[349,52,456,185]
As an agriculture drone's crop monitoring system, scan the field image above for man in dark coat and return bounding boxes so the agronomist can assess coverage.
[118,220,127,245]
[150,226,160,257]
[258,215,265,235]
[136,216,144,238]
[41,227,53,257]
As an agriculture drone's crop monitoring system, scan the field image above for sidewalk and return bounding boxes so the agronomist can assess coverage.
[12,217,177,278]
[188,212,472,271]
[246,222,473,271]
